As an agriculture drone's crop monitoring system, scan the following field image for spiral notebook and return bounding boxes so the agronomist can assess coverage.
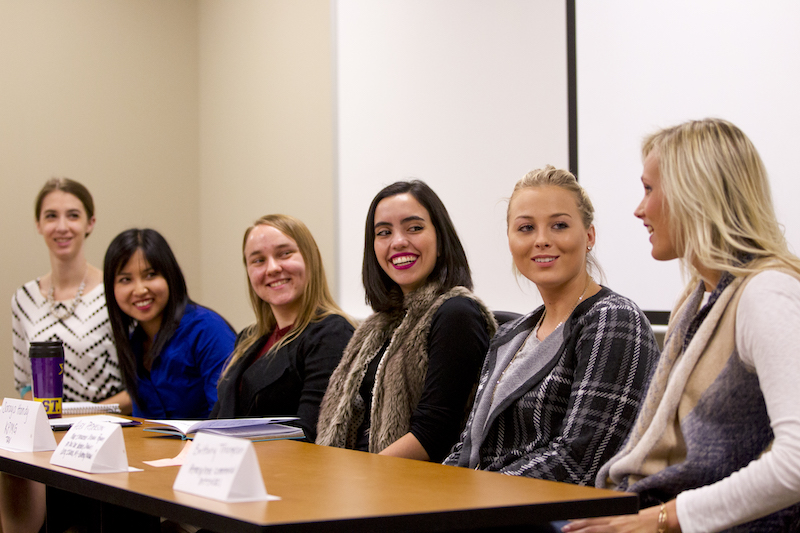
[62,402,122,416]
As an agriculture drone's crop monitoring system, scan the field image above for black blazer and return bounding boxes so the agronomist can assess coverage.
[211,314,354,442]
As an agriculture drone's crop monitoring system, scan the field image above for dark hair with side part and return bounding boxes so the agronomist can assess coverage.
[103,228,190,409]
[362,180,473,312]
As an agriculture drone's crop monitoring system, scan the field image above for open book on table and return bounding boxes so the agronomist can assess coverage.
[144,417,304,441]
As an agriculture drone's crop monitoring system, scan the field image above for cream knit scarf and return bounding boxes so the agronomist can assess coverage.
[597,275,745,489]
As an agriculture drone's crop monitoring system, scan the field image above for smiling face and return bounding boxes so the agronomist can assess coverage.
[507,186,595,291]
[635,150,679,261]
[245,224,307,327]
[373,193,438,294]
[36,190,95,260]
[113,248,169,339]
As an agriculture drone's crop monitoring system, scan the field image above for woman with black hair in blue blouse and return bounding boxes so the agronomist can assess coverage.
[104,228,235,418]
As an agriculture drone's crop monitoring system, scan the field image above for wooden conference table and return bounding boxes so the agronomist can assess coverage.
[0,422,637,533]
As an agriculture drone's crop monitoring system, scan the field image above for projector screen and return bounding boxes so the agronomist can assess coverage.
[335,0,569,318]
[335,1,800,319]
[576,0,800,315]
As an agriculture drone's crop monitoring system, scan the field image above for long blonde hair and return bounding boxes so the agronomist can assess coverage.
[642,118,800,286]
[221,214,355,378]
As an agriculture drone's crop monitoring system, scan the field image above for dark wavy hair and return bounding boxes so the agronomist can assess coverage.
[362,180,473,312]
[103,229,189,408]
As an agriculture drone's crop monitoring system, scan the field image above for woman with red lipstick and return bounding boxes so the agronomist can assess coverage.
[443,166,659,490]
[317,180,497,461]
[5,178,128,533]
[566,119,800,533]
[104,228,235,419]
[211,215,356,442]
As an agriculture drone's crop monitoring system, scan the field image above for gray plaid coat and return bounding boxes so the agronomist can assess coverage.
[444,287,660,486]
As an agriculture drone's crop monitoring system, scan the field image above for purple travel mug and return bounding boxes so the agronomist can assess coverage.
[30,341,64,419]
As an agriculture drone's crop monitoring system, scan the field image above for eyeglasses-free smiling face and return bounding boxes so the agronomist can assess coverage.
[634,150,679,262]
[507,186,595,290]
[113,248,169,339]
[36,190,95,260]
[373,193,438,295]
[244,224,307,327]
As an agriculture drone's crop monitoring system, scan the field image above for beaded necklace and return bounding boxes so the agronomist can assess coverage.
[46,267,88,321]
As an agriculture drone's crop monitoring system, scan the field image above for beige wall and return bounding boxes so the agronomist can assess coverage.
[0,0,335,400]
[198,0,336,331]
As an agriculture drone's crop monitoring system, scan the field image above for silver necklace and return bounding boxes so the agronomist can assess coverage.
[535,276,592,336]
[47,268,88,320]
[491,277,592,402]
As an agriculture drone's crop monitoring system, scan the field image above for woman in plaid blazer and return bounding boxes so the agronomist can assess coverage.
[444,166,659,487]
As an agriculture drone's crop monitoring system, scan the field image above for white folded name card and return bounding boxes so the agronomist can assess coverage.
[173,432,276,503]
[0,398,56,452]
[50,420,129,473]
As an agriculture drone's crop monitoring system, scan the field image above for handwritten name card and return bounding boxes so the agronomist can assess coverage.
[0,398,56,452]
[50,420,129,473]
[173,432,276,503]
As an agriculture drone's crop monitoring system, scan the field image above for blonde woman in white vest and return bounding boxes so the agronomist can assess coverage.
[566,119,800,532]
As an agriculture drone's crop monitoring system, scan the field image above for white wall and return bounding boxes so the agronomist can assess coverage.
[577,0,800,313]
[336,0,569,317]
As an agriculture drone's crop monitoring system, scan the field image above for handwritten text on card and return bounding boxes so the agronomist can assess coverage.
[50,421,129,473]
[173,433,275,502]
[0,398,56,452]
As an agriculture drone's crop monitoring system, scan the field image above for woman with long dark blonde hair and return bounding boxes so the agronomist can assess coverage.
[212,214,355,442]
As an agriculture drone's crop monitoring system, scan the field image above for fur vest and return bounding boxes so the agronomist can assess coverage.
[316,283,495,453]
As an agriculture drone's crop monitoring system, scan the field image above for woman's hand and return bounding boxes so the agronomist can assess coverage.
[562,500,679,533]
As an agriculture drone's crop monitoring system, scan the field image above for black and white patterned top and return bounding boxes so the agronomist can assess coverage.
[444,287,660,486]
[12,279,123,402]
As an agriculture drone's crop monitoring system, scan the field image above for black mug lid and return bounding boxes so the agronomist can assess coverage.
[29,341,64,358]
